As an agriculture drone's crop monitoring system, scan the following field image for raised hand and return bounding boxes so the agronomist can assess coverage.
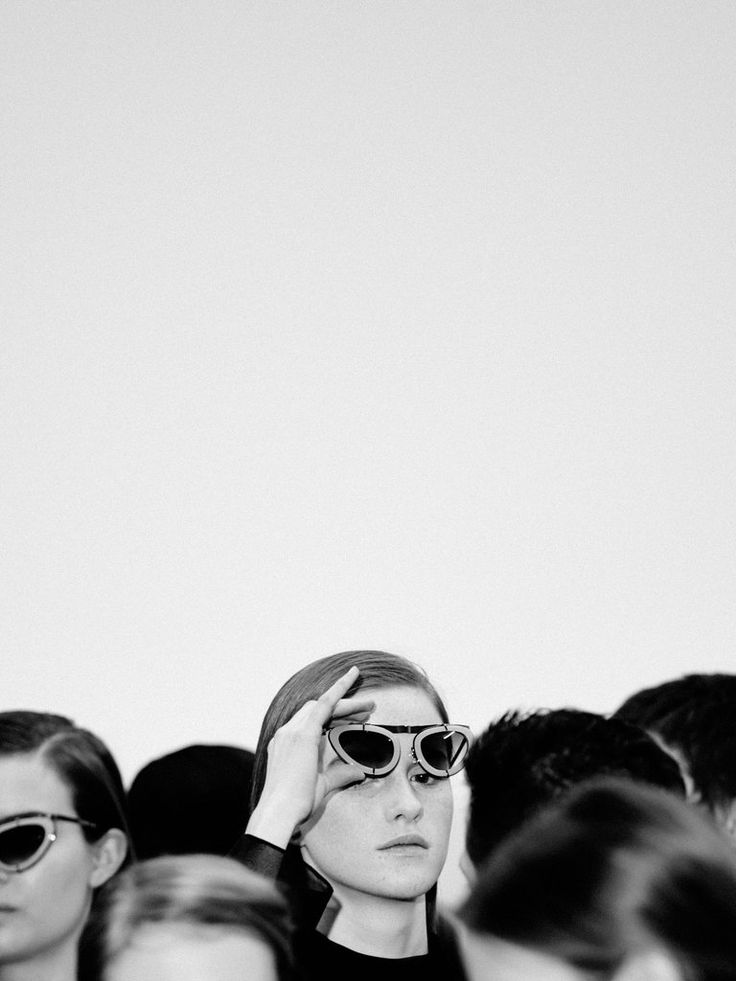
[246,666,375,849]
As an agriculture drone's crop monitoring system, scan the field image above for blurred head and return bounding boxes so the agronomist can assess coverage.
[615,674,736,833]
[128,744,255,859]
[79,854,293,981]
[458,778,736,981]
[253,651,457,907]
[0,711,130,974]
[464,708,685,870]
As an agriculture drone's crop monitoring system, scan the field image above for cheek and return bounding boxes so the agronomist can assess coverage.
[26,841,97,922]
[427,783,454,836]
[0,854,95,961]
[303,788,366,847]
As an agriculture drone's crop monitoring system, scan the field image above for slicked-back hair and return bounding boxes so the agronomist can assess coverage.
[250,649,449,812]
[0,711,131,859]
[615,673,736,812]
[79,854,294,981]
[247,650,451,932]
[464,708,685,867]
[459,779,736,981]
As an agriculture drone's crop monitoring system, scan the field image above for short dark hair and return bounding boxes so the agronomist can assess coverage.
[128,744,255,859]
[79,854,294,981]
[459,779,736,980]
[464,708,685,867]
[0,710,131,857]
[615,674,736,813]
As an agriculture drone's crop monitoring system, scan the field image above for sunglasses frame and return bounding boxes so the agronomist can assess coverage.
[0,811,98,873]
[324,723,472,778]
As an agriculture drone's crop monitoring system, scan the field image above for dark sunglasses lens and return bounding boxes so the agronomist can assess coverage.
[337,729,395,770]
[420,730,469,773]
[0,824,46,866]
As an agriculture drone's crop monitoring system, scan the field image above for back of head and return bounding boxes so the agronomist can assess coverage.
[128,744,255,859]
[79,853,293,981]
[0,710,131,853]
[459,778,736,980]
[464,708,685,867]
[250,649,448,811]
[615,674,736,817]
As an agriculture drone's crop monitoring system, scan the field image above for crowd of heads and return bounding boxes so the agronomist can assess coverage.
[1,660,735,981]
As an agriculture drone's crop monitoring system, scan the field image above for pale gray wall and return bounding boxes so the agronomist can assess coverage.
[3,0,735,905]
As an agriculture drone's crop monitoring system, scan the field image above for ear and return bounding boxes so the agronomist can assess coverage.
[612,949,683,981]
[88,828,128,888]
[459,849,476,885]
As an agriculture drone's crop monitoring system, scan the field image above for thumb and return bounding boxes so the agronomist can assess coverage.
[324,762,366,794]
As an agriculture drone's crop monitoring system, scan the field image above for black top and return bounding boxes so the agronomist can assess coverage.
[296,929,464,981]
[231,834,467,980]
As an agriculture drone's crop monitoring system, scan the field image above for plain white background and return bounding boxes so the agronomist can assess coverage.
[3,2,735,904]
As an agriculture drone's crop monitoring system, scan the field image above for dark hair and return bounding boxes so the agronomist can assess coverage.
[615,674,736,813]
[128,744,255,860]
[459,778,736,980]
[464,708,685,867]
[79,854,294,981]
[250,649,449,812]
[0,710,131,859]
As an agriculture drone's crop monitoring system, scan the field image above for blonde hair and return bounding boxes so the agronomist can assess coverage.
[79,854,292,980]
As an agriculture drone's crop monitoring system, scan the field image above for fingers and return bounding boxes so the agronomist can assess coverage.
[324,762,366,794]
[316,665,361,712]
[313,665,376,724]
[277,671,374,735]
[330,696,376,721]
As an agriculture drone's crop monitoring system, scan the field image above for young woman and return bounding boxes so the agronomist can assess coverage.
[78,854,293,981]
[234,649,471,978]
[458,778,736,981]
[0,711,130,981]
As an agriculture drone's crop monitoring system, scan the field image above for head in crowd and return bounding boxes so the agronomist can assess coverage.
[458,778,736,981]
[251,650,468,948]
[615,673,736,835]
[0,710,130,981]
[128,744,255,859]
[79,853,293,981]
[464,708,685,871]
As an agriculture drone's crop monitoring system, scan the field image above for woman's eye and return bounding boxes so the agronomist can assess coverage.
[411,770,438,786]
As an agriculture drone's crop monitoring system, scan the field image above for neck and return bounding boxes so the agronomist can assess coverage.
[318,888,428,958]
[0,945,77,981]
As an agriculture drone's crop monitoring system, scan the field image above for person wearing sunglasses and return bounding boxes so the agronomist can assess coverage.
[0,711,130,981]
[233,649,470,979]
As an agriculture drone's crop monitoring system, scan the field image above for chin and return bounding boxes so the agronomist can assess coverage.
[374,872,440,901]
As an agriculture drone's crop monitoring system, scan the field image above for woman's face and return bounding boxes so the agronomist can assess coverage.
[106,924,278,981]
[0,751,106,969]
[300,684,454,904]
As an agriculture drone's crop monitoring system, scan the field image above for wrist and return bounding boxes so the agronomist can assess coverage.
[246,798,303,850]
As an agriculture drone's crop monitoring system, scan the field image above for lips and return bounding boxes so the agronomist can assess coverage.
[378,834,429,850]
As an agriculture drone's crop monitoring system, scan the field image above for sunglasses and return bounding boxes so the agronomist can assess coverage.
[0,812,98,873]
[324,723,472,778]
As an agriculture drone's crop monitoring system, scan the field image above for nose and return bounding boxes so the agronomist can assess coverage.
[382,768,424,822]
